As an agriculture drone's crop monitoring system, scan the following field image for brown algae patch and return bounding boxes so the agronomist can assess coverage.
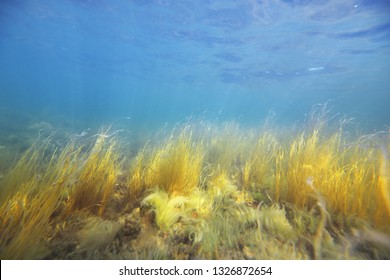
[1,114,390,259]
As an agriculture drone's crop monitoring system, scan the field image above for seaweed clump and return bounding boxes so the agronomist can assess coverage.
[0,109,389,259]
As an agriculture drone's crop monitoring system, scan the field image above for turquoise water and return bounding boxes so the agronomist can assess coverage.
[1,1,390,261]
[0,0,389,132]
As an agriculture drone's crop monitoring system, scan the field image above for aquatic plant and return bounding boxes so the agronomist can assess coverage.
[142,190,188,231]
[1,112,389,260]
[0,184,62,259]
[257,205,295,242]
[204,122,249,183]
[127,150,147,203]
[129,127,204,196]
[141,175,259,259]
[66,134,120,216]
[0,144,43,204]
[276,126,389,230]
[241,132,279,191]
[0,141,79,259]
[376,138,390,227]
[281,128,340,209]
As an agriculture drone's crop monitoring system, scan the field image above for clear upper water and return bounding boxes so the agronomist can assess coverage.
[0,0,389,131]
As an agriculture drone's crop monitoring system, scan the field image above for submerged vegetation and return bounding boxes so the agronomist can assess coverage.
[0,109,389,259]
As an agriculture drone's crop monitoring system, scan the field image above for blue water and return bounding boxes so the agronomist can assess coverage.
[0,0,389,131]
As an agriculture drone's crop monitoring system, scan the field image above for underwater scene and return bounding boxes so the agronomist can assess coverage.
[0,0,389,260]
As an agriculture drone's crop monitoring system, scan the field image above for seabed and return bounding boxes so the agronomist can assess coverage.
[0,109,389,260]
